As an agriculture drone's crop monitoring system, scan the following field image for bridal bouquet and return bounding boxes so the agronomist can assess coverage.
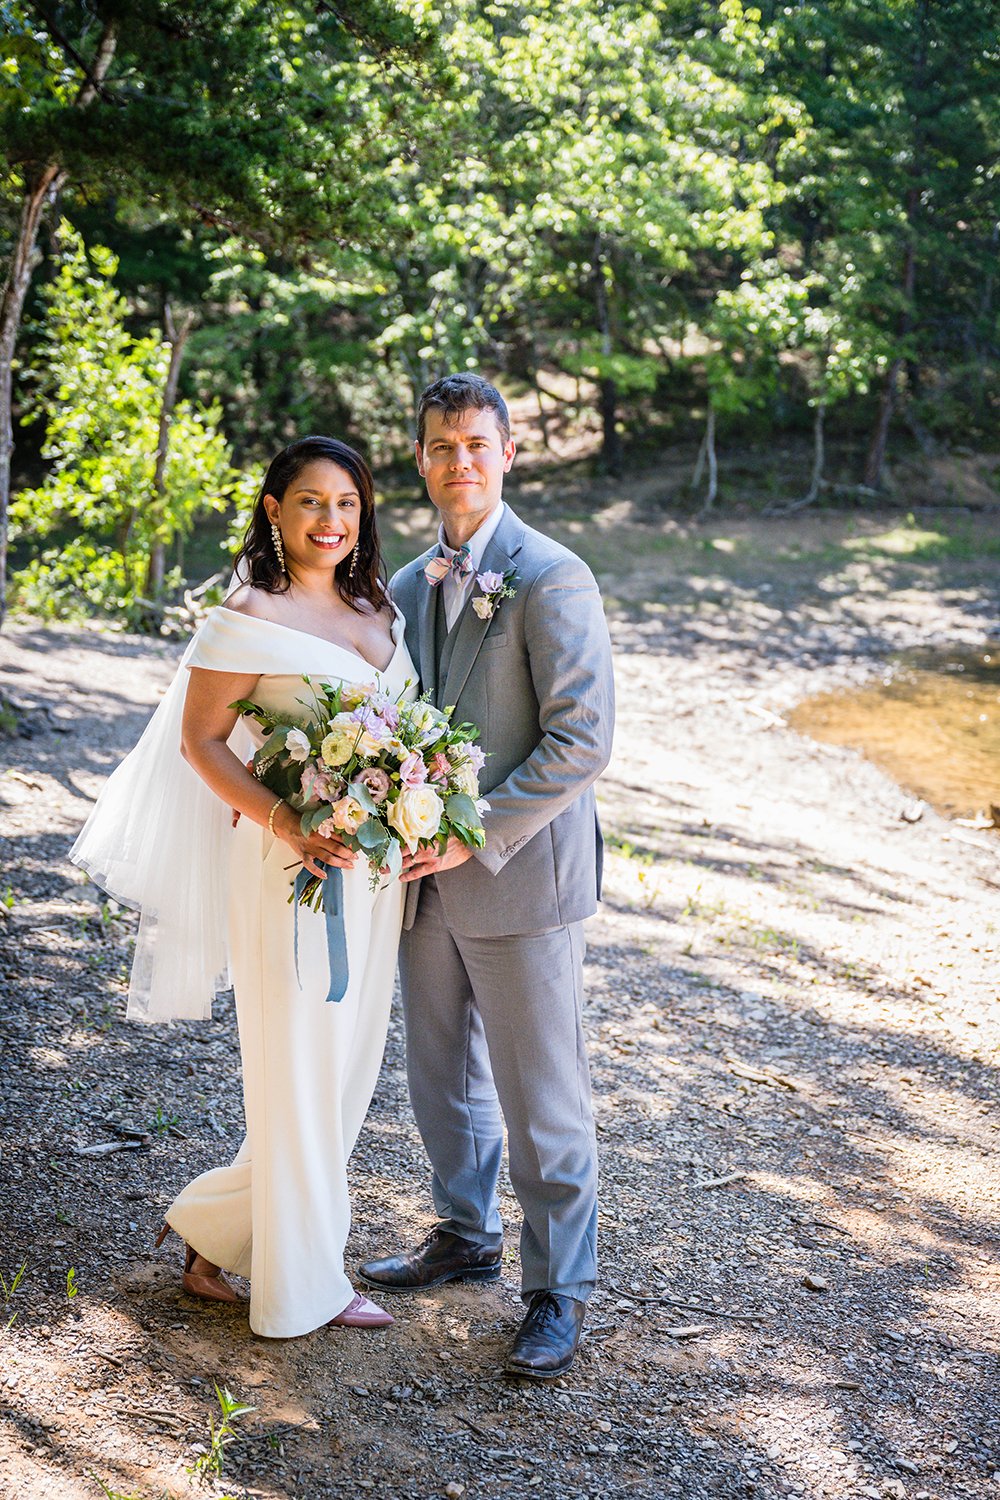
[232,677,488,901]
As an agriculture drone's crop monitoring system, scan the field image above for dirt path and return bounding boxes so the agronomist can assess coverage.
[1,506,998,1500]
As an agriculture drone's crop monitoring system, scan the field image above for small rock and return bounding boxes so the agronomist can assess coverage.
[895,1459,920,1475]
[802,1274,828,1293]
[442,1485,465,1500]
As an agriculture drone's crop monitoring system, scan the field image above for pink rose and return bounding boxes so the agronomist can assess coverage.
[398,751,428,787]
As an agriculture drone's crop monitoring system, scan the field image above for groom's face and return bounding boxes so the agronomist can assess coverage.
[415,407,516,528]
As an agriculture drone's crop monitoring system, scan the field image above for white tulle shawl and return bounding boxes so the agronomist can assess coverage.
[70,607,341,1023]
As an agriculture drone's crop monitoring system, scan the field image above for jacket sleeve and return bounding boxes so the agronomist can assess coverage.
[474,554,615,875]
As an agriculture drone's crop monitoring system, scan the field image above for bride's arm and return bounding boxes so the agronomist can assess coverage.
[181,667,356,878]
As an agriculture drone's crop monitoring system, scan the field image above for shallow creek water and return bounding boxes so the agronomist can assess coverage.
[789,644,1000,821]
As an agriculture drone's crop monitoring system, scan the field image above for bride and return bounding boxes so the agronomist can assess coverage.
[71,436,415,1337]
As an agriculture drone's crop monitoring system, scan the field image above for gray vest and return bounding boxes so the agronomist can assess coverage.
[435,586,462,706]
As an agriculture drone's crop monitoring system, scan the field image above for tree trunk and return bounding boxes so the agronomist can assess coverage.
[808,402,825,502]
[533,377,552,451]
[862,201,920,491]
[145,303,194,599]
[0,21,117,629]
[0,167,65,627]
[599,376,621,478]
[695,403,718,513]
[593,235,622,477]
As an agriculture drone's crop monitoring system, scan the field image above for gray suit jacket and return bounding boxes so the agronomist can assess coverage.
[390,504,615,937]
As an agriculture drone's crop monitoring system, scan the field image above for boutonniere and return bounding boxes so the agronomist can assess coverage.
[472,568,518,621]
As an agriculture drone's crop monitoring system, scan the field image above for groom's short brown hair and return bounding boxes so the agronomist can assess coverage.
[416,373,510,447]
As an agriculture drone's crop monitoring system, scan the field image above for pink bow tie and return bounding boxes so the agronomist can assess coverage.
[425,545,473,587]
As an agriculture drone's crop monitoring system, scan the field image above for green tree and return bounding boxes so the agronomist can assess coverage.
[761,0,1000,486]
[0,0,444,622]
[10,224,238,621]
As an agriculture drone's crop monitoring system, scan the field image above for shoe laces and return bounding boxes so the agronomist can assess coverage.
[529,1292,565,1331]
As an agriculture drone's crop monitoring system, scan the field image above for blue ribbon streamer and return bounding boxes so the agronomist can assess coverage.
[293,864,349,1003]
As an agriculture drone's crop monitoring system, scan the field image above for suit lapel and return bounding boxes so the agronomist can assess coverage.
[414,556,439,700]
[441,508,525,710]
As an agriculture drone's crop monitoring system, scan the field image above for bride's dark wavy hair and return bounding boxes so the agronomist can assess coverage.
[233,436,388,612]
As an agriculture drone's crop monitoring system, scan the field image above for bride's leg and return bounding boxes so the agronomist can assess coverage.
[163,1136,253,1279]
[339,875,405,1159]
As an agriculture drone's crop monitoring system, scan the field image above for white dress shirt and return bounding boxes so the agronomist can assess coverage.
[438,501,506,631]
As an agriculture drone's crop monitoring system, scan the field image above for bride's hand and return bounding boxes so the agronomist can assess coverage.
[271,802,357,877]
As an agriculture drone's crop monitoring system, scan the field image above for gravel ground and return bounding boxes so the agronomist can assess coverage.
[1,506,998,1500]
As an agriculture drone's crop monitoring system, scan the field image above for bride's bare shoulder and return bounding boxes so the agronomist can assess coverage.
[222,585,279,620]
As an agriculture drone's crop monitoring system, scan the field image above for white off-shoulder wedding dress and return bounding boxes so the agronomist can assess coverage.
[72,604,416,1339]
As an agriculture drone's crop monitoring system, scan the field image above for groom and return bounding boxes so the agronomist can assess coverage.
[360,374,615,1378]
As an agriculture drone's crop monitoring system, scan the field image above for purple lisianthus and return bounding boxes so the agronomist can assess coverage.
[477,570,504,593]
[358,767,391,804]
[351,705,388,739]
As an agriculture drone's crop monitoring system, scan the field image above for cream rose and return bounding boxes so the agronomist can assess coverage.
[387,784,444,853]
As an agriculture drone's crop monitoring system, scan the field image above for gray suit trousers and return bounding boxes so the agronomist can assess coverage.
[399,877,598,1302]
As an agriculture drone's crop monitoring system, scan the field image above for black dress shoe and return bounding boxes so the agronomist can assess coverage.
[358,1227,502,1292]
[505,1291,586,1380]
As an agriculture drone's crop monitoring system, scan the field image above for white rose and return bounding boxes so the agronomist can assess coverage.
[387,784,444,853]
[284,727,311,763]
[472,596,494,620]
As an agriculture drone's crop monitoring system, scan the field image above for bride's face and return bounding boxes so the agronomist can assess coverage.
[265,460,362,575]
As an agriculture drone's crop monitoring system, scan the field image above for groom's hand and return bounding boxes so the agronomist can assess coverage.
[400,836,474,882]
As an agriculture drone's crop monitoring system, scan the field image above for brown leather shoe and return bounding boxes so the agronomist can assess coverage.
[358,1227,502,1292]
[155,1222,242,1305]
[504,1291,585,1379]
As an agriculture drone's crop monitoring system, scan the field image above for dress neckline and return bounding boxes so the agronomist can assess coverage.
[221,602,404,675]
